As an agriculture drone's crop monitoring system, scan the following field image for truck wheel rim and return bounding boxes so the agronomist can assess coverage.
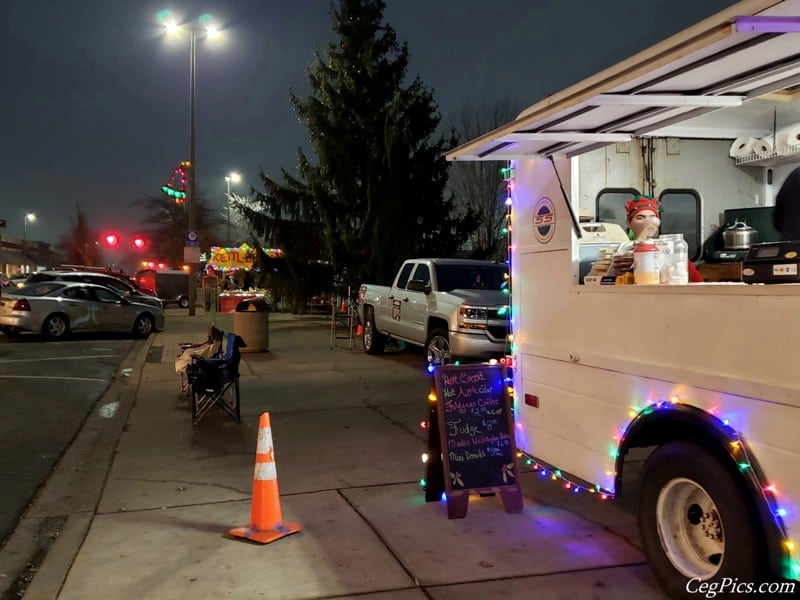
[426,336,451,365]
[655,477,723,579]
[364,321,373,347]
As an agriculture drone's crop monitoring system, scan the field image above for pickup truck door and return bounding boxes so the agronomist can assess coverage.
[373,262,409,333]
[401,263,432,342]
[384,262,418,342]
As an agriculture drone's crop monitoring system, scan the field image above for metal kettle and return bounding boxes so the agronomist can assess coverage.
[722,220,758,250]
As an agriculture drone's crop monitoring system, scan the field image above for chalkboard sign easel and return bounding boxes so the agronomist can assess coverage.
[429,363,523,519]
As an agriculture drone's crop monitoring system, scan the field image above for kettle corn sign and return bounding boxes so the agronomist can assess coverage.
[207,244,283,271]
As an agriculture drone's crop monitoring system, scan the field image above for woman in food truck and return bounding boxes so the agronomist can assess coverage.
[625,195,704,283]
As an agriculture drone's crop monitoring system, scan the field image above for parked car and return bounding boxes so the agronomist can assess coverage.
[9,274,28,288]
[52,265,158,297]
[132,269,190,308]
[24,271,162,308]
[0,281,165,339]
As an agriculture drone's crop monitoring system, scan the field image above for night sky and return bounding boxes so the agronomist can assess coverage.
[2,0,739,247]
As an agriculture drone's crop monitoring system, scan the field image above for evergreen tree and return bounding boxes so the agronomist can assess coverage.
[241,0,477,293]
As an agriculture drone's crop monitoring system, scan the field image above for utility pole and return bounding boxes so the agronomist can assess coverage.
[187,29,198,316]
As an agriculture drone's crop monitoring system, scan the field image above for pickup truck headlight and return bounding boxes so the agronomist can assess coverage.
[458,306,489,330]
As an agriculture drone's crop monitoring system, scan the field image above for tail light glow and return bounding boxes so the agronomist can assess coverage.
[12,299,31,311]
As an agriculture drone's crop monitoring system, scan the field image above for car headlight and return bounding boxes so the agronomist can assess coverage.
[458,306,489,330]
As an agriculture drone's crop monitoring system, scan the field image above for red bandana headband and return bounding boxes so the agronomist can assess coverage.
[625,195,660,220]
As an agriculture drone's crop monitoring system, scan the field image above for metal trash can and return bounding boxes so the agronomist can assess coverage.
[233,298,269,352]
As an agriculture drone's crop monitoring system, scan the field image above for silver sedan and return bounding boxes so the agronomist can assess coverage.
[0,281,165,339]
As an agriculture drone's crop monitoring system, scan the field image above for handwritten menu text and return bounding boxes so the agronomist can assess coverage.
[434,364,516,490]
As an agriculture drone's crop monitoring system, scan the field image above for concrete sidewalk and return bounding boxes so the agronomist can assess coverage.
[16,310,667,599]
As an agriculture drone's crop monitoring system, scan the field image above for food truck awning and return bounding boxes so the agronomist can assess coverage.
[447,0,800,162]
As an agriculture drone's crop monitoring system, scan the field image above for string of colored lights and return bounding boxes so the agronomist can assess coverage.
[416,163,800,580]
[624,398,798,578]
[498,161,799,576]
[162,163,188,203]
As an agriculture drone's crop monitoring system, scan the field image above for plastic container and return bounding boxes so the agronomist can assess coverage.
[657,233,689,285]
[633,241,661,284]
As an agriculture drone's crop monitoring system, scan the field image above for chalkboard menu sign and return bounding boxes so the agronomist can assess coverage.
[432,363,522,518]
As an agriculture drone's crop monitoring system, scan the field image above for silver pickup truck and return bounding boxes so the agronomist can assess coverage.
[356,258,509,364]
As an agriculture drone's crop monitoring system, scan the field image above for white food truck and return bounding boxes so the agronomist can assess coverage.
[447,1,800,597]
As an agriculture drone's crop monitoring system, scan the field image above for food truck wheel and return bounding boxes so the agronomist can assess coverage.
[639,441,762,598]
[178,295,190,309]
[424,329,451,366]
[362,309,386,355]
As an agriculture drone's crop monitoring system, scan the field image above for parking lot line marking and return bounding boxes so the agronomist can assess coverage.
[0,375,106,383]
[0,354,121,364]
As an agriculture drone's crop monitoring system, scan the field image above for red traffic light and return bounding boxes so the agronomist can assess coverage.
[133,236,146,249]
[103,233,120,247]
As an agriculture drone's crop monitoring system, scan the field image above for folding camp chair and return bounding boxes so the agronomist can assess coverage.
[186,332,246,425]
[175,325,224,395]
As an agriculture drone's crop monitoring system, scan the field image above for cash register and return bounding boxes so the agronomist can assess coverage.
[742,241,800,284]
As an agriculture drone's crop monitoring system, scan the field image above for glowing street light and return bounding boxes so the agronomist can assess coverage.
[23,213,36,240]
[225,171,241,246]
[157,9,224,315]
[23,212,36,248]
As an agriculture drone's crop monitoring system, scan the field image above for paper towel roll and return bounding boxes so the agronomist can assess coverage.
[753,137,773,156]
[775,124,800,154]
[729,136,756,157]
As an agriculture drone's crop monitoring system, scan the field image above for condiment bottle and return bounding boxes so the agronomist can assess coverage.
[633,240,661,285]
[658,233,689,284]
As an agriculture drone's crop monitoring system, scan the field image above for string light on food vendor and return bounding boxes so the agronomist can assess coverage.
[607,396,800,578]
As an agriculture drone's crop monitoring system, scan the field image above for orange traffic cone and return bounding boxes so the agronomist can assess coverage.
[340,299,346,312]
[355,324,364,336]
[229,412,301,544]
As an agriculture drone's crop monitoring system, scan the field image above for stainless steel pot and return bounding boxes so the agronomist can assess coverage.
[722,220,758,250]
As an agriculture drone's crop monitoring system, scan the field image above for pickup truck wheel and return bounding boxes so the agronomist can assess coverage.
[638,441,764,599]
[363,312,386,355]
[424,329,451,366]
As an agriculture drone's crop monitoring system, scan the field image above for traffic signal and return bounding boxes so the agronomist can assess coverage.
[103,233,120,247]
[132,235,147,250]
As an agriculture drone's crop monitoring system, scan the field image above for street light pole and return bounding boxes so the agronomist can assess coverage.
[159,11,221,316]
[23,213,35,273]
[225,172,240,247]
[225,175,231,246]
[187,28,198,316]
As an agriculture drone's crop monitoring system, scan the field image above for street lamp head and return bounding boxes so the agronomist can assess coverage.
[25,213,36,223]
[156,9,180,34]
[229,172,241,184]
[158,10,220,38]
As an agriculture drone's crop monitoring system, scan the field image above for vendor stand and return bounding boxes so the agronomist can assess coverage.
[206,244,280,312]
